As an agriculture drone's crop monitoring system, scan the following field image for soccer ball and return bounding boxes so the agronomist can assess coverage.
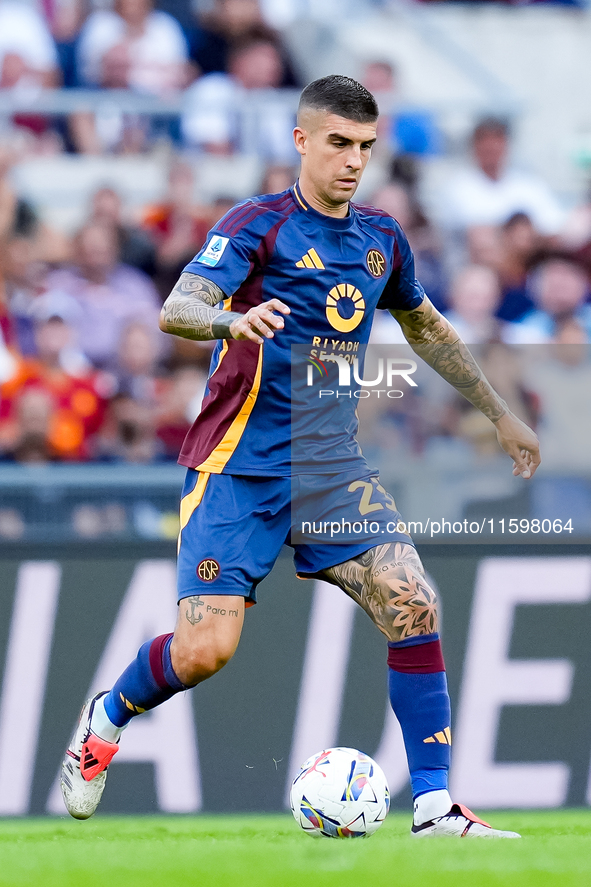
[289,747,389,838]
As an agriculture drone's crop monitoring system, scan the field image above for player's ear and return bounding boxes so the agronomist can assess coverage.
[293,126,307,156]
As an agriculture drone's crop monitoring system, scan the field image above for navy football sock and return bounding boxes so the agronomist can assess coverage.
[387,633,451,799]
[103,633,187,728]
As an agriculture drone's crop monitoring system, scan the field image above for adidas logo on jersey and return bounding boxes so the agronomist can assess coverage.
[423,727,452,745]
[296,248,325,270]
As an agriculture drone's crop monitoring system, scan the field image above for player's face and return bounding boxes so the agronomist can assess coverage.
[294,112,377,210]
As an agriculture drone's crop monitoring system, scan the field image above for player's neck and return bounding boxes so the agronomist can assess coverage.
[297,178,350,218]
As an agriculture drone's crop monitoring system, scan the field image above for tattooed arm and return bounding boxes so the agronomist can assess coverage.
[391,296,541,478]
[392,296,507,420]
[159,271,237,340]
[159,271,290,343]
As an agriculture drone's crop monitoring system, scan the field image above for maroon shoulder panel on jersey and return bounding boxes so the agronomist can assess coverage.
[217,193,295,237]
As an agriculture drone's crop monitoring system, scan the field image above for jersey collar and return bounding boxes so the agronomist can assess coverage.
[292,181,355,230]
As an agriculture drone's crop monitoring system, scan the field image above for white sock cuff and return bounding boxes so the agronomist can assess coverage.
[413,788,452,825]
[90,694,125,744]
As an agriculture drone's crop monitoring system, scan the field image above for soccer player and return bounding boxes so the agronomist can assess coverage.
[61,76,540,836]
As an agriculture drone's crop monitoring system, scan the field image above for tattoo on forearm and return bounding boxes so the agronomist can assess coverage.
[184,595,204,625]
[160,272,242,341]
[392,297,507,422]
[323,542,438,642]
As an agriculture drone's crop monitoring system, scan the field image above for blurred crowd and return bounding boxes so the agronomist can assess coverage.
[0,0,302,157]
[0,0,591,473]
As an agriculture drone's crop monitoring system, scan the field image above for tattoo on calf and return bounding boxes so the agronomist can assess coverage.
[323,542,438,643]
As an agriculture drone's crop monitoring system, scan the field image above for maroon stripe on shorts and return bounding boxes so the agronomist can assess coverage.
[387,639,445,674]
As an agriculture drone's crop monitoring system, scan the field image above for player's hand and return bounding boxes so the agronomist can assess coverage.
[229,299,290,344]
[493,411,541,479]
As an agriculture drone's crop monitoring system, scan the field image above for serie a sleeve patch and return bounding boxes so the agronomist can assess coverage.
[197,235,230,267]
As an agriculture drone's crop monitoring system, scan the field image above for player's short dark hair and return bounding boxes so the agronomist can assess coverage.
[298,75,379,124]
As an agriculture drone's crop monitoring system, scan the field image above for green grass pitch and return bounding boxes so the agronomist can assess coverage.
[1,811,591,887]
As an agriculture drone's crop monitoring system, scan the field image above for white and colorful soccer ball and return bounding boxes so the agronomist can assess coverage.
[289,747,389,838]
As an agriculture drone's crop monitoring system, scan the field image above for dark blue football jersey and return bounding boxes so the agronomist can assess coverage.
[179,182,424,476]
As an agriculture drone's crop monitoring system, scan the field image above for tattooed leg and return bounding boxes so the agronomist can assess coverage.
[325,542,451,804]
[98,595,244,734]
[322,541,438,642]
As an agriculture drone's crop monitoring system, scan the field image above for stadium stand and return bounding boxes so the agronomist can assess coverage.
[1,0,590,541]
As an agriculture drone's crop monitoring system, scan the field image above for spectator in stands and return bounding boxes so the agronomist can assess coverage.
[465,216,541,323]
[0,144,18,357]
[0,141,45,356]
[229,36,285,90]
[182,36,297,159]
[0,142,17,244]
[94,393,161,463]
[191,0,299,84]
[0,1,59,90]
[40,221,163,368]
[0,1,62,147]
[142,160,211,298]
[503,256,591,343]
[155,365,206,460]
[49,0,86,89]
[96,325,206,463]
[73,0,190,153]
[113,321,160,405]
[0,387,54,463]
[154,0,195,31]
[445,264,502,344]
[362,59,441,160]
[559,182,591,275]
[495,212,541,322]
[465,223,504,271]
[2,228,72,360]
[3,236,45,357]
[259,164,296,195]
[89,186,156,277]
[361,61,396,159]
[0,315,17,384]
[77,0,189,96]
[0,316,107,461]
[363,60,395,94]
[440,117,565,237]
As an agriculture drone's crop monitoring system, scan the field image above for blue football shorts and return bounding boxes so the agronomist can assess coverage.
[176,468,413,605]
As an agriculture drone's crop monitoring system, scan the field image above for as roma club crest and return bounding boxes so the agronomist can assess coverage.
[197,558,220,582]
[366,249,386,278]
